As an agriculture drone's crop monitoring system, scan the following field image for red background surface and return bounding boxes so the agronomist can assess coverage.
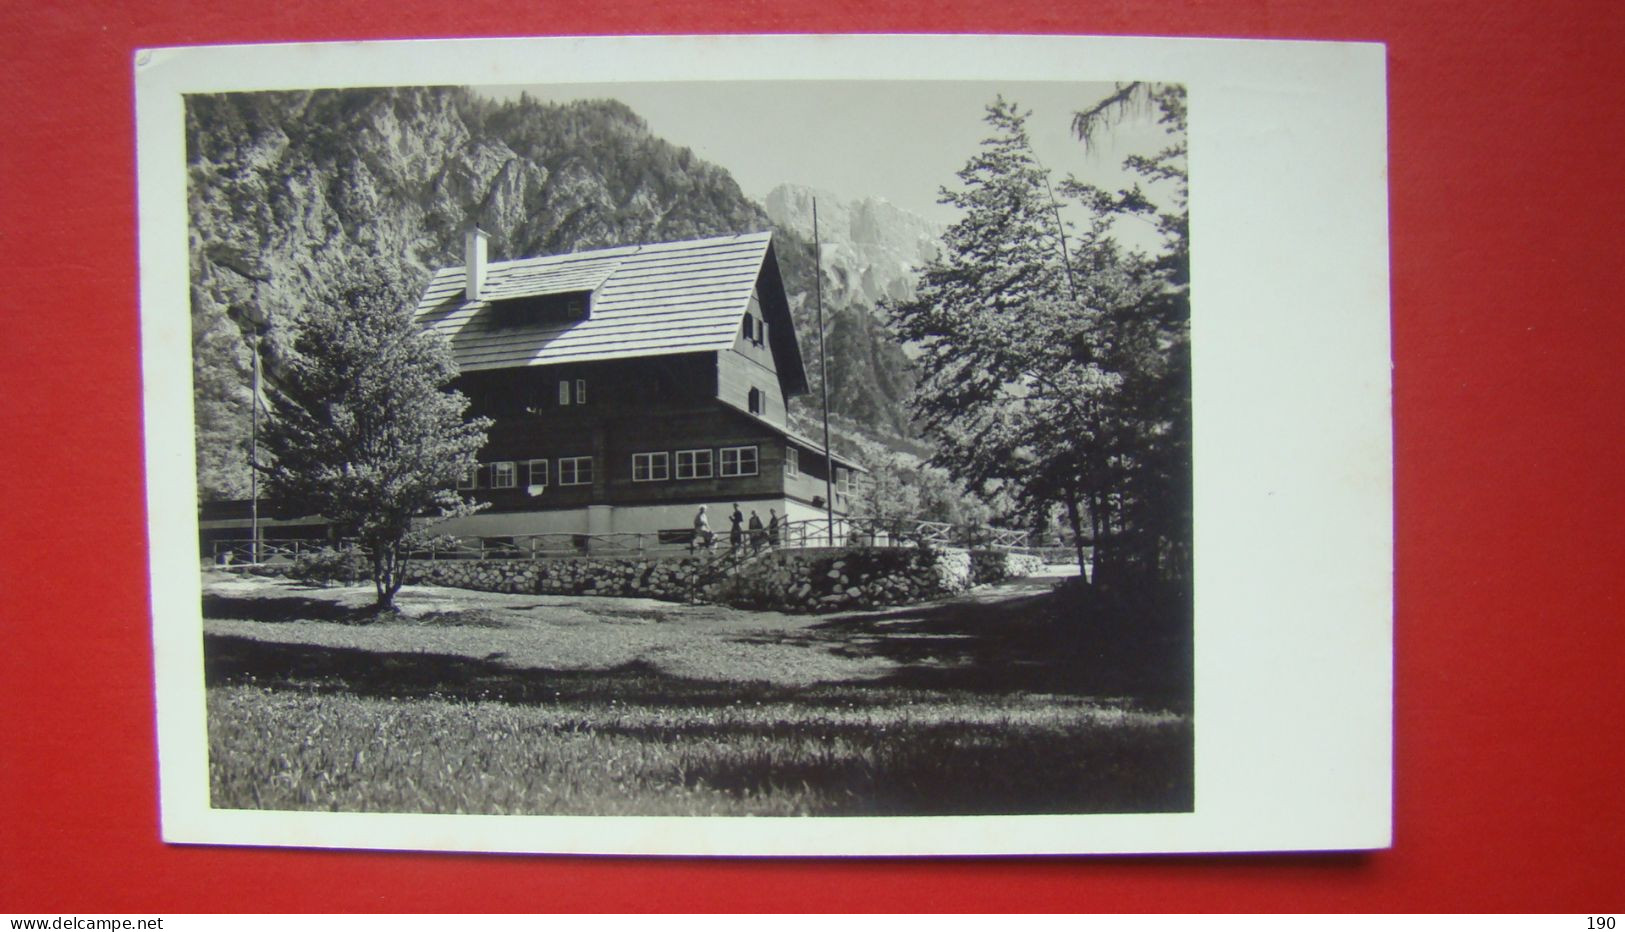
[2,0,1622,913]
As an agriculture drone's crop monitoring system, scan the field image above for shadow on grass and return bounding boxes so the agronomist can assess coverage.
[203,593,372,624]
[743,583,1193,712]
[204,576,1192,714]
[203,594,522,629]
[206,634,1193,815]
[681,727,1193,816]
[208,634,868,708]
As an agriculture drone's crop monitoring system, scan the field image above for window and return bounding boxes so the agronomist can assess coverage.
[758,318,768,347]
[720,445,758,477]
[747,387,763,416]
[741,315,756,343]
[784,447,799,477]
[490,291,591,328]
[558,378,587,405]
[675,449,713,480]
[632,452,670,482]
[492,461,517,489]
[835,467,852,497]
[526,459,549,488]
[456,463,478,490]
[559,456,593,486]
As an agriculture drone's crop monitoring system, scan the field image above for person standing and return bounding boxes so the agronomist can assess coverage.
[767,508,781,549]
[748,509,765,551]
[693,504,713,551]
[729,503,744,551]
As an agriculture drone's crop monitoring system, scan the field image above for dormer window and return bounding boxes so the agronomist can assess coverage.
[490,290,592,328]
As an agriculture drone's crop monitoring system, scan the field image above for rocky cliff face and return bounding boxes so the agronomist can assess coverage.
[187,89,769,354]
[187,87,921,501]
[763,184,942,310]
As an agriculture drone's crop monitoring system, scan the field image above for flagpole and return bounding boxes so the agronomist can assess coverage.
[814,198,835,547]
[250,327,261,564]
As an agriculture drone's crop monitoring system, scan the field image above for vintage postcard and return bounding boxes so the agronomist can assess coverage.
[136,34,1391,855]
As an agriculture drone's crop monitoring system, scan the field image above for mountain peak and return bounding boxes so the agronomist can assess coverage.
[762,183,942,308]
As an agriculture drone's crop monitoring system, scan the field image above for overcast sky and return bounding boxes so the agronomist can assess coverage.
[472,80,1176,244]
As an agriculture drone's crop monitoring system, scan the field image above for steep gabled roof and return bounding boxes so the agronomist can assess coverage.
[415,231,794,378]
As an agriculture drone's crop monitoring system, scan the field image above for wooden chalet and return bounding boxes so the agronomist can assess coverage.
[412,228,863,541]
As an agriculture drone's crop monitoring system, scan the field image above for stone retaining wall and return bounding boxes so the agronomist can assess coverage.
[970,550,1046,585]
[251,544,1044,613]
[406,554,717,602]
[714,547,971,612]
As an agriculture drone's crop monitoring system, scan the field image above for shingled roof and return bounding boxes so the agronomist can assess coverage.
[415,231,799,381]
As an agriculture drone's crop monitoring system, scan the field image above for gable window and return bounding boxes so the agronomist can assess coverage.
[559,456,593,486]
[558,378,587,405]
[747,387,763,416]
[784,447,799,477]
[526,459,549,489]
[632,452,670,482]
[492,461,518,489]
[675,449,713,480]
[742,314,766,347]
[720,445,758,478]
[456,463,478,490]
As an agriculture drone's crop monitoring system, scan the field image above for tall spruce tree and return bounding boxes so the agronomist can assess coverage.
[261,267,491,610]
[1067,83,1192,591]
[892,99,1122,579]
[890,94,1189,589]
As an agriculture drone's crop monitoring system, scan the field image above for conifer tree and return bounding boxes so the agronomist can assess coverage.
[890,94,1189,589]
[1068,83,1192,590]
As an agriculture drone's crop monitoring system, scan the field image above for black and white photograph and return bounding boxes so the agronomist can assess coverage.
[138,35,1391,855]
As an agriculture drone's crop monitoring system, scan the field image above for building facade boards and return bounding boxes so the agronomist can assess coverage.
[409,229,861,542]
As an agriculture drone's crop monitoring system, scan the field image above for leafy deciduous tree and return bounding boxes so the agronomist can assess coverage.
[261,267,491,610]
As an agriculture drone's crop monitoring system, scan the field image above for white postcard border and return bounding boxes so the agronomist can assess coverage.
[137,33,1391,856]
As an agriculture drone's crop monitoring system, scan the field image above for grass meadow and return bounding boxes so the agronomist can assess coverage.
[203,572,1193,816]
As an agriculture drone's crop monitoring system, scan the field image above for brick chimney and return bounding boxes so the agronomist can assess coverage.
[464,227,488,302]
